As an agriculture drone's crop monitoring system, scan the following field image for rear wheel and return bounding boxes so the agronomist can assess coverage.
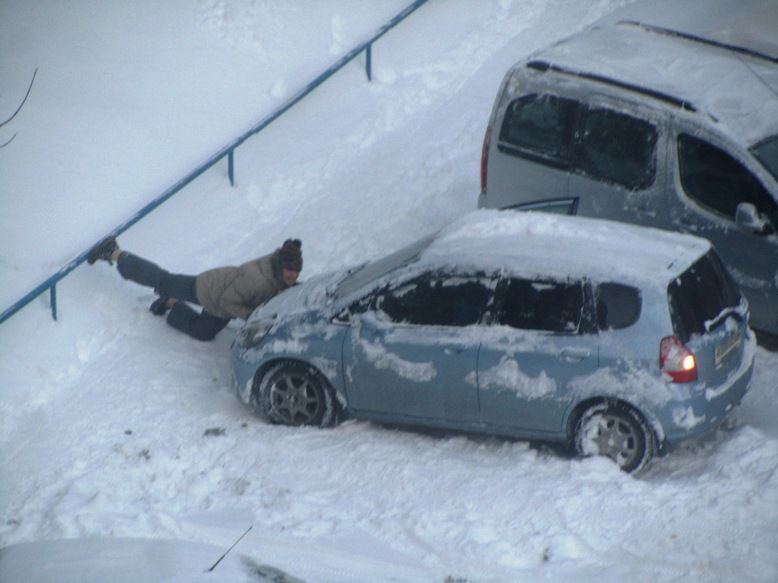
[574,403,654,473]
[256,362,336,427]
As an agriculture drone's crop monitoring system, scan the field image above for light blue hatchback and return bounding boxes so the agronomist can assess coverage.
[230,211,755,472]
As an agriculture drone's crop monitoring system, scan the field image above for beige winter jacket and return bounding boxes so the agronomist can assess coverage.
[194,252,287,320]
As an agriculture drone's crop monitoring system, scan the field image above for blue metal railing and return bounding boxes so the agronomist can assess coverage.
[0,0,428,325]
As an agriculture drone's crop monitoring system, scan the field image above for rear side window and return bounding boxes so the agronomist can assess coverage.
[496,278,586,333]
[377,274,492,327]
[499,94,577,165]
[596,282,641,330]
[678,134,778,229]
[667,251,742,342]
[572,107,658,190]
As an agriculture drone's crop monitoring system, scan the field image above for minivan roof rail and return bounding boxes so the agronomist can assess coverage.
[526,60,698,113]
[619,20,778,66]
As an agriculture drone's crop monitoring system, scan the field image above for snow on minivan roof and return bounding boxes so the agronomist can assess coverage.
[526,20,778,147]
[425,210,711,286]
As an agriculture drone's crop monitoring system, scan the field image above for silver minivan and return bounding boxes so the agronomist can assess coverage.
[478,1,778,341]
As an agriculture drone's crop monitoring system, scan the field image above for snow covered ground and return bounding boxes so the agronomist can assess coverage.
[1,1,777,581]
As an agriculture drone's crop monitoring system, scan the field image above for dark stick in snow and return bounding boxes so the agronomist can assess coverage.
[204,524,254,573]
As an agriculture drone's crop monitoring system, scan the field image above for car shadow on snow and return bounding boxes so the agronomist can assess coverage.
[354,416,750,480]
[357,419,579,463]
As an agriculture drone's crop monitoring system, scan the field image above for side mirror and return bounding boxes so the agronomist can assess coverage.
[735,202,770,234]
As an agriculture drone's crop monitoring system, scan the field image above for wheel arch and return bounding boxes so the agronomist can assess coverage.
[250,357,343,423]
[565,396,665,454]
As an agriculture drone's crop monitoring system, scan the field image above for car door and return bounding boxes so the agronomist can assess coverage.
[670,132,778,334]
[477,276,598,435]
[568,99,669,226]
[343,271,494,424]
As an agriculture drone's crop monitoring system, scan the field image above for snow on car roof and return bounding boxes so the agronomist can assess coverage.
[423,210,711,286]
[598,0,778,61]
[526,21,778,147]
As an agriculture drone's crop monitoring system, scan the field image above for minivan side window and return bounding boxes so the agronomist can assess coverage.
[496,278,585,333]
[678,134,778,228]
[572,107,658,190]
[499,94,577,166]
[376,274,492,327]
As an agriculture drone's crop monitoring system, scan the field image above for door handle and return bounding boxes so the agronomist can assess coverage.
[560,348,590,363]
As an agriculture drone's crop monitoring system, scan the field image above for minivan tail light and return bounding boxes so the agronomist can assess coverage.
[480,125,492,195]
[660,335,697,383]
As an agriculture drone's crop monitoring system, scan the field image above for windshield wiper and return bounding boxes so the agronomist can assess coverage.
[704,302,747,332]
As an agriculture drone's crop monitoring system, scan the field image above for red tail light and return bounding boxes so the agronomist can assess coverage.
[660,336,697,383]
[480,126,492,195]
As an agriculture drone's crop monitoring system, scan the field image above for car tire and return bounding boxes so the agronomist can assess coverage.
[256,361,337,427]
[574,402,654,473]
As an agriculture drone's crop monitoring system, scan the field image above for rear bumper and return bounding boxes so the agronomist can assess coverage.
[658,333,756,446]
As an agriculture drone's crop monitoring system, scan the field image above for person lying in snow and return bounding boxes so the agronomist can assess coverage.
[87,236,303,341]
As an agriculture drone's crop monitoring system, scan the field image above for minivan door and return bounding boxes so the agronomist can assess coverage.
[670,132,778,334]
[568,101,668,226]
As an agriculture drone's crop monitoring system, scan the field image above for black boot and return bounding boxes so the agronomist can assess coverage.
[149,295,171,316]
[88,236,119,265]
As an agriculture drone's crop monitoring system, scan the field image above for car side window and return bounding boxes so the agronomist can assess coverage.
[678,134,778,228]
[496,278,586,333]
[571,107,658,190]
[596,282,641,330]
[376,274,492,327]
[499,94,578,166]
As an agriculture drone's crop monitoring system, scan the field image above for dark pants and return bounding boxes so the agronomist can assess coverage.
[117,252,230,341]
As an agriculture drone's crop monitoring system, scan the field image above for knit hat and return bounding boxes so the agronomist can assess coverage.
[278,238,303,271]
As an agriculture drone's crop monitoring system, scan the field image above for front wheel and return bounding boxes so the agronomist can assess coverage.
[574,403,654,473]
[256,361,337,427]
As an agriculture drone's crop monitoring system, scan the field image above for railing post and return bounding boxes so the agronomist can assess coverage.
[366,43,372,81]
[50,284,57,321]
[228,149,235,187]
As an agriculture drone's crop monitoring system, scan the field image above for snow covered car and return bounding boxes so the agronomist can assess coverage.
[230,211,755,472]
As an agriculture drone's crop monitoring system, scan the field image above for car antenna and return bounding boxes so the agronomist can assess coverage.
[204,524,254,573]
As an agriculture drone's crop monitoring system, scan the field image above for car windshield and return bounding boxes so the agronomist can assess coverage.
[333,234,434,299]
[752,134,778,182]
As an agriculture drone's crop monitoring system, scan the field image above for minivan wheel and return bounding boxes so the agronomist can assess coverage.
[574,403,654,473]
[256,362,336,427]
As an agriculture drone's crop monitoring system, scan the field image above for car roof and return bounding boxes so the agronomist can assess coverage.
[521,14,778,147]
[421,210,711,288]
[598,0,778,61]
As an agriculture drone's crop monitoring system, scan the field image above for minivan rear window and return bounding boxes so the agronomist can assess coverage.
[667,250,742,342]
[499,94,577,165]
